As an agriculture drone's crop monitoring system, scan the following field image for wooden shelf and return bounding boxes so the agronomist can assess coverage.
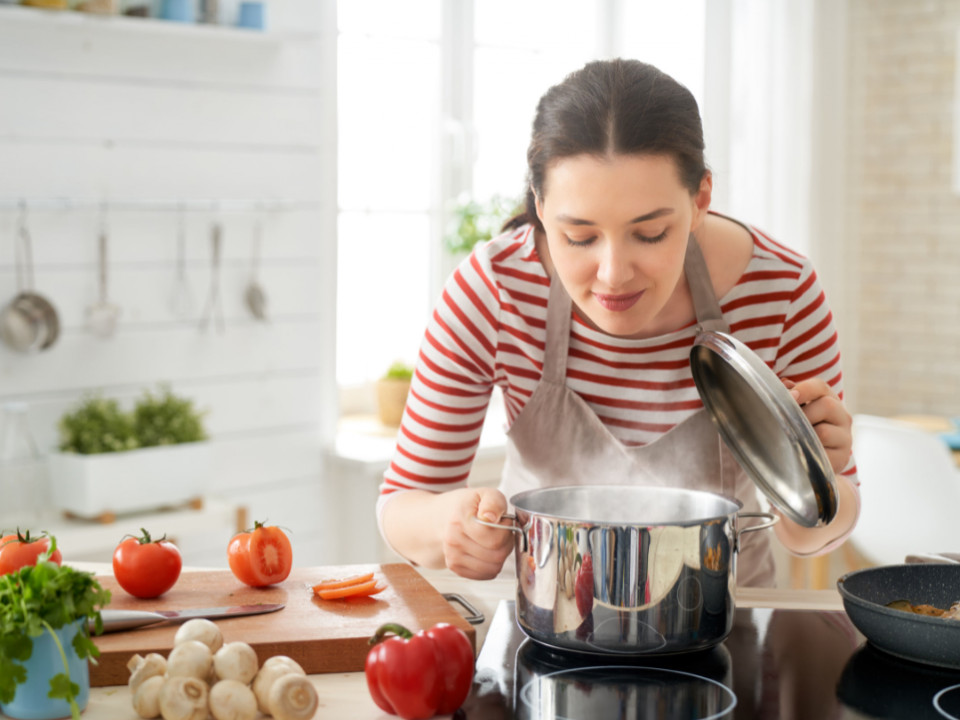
[0,4,318,42]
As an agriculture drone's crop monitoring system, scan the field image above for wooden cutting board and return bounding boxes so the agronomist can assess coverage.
[89,563,476,687]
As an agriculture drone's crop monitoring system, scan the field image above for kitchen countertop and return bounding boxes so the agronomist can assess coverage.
[22,564,844,720]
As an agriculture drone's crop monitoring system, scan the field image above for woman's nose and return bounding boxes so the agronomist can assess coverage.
[596,240,634,289]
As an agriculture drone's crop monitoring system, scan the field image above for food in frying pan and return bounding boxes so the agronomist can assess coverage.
[885,599,960,619]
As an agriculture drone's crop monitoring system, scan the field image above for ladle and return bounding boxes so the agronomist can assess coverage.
[86,204,122,338]
[199,221,226,334]
[0,203,60,352]
[244,217,268,321]
[170,203,195,319]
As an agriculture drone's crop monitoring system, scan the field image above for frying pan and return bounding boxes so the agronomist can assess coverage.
[837,564,960,669]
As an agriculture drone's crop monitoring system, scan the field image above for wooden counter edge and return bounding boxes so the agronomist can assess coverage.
[736,586,843,612]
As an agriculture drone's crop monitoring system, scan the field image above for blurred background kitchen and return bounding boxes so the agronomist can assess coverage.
[0,0,958,587]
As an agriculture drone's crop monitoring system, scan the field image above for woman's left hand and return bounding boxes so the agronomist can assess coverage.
[786,377,852,474]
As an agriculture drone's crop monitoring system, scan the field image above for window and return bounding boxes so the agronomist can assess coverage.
[336,1,707,391]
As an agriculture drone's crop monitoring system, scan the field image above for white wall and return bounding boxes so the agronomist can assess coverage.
[0,2,340,567]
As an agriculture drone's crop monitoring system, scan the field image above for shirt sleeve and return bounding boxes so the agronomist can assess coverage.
[774,260,860,552]
[376,247,503,526]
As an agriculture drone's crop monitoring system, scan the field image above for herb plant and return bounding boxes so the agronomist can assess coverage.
[57,385,208,454]
[57,394,137,455]
[0,538,110,720]
[132,384,208,447]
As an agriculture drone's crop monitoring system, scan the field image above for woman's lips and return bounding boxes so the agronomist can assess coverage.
[594,291,643,312]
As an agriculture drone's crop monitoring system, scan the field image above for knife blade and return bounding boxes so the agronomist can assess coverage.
[95,603,285,633]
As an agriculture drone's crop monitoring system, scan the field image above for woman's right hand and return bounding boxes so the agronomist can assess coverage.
[440,487,515,580]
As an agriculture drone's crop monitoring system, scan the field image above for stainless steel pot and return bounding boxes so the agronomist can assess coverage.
[477,485,776,656]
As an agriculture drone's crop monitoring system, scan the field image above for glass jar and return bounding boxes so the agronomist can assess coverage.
[0,402,47,526]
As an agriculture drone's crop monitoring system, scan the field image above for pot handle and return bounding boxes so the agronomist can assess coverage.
[472,513,522,534]
[442,593,485,625]
[734,511,779,552]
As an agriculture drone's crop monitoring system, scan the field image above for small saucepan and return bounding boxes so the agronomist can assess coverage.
[476,484,777,655]
[0,208,60,353]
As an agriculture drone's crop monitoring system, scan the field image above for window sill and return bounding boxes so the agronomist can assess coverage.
[329,394,508,472]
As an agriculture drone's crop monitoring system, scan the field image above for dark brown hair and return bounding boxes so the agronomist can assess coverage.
[503,58,707,233]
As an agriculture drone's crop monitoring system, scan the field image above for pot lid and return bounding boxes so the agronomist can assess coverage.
[689,330,837,527]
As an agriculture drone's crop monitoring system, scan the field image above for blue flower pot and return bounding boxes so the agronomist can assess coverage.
[0,620,90,720]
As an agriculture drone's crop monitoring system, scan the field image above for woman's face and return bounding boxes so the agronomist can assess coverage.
[536,153,711,338]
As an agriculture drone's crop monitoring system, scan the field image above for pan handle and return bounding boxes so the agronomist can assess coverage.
[472,513,522,534]
[734,511,779,552]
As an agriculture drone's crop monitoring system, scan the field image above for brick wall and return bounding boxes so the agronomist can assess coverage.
[848,0,960,415]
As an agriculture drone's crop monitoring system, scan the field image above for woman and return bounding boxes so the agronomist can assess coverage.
[377,59,859,587]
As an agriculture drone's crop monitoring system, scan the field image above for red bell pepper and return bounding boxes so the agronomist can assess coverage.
[365,621,475,719]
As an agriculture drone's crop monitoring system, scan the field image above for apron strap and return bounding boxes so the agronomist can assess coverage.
[542,276,573,384]
[684,233,730,334]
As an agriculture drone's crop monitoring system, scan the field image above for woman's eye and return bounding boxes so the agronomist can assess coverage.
[564,235,596,247]
[634,229,668,244]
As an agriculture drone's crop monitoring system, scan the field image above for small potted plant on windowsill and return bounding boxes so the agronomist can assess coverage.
[0,536,110,720]
[47,385,211,520]
[376,361,414,428]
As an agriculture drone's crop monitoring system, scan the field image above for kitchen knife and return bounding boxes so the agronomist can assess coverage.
[96,603,285,633]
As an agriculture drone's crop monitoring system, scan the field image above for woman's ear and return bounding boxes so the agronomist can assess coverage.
[691,171,713,229]
[533,187,545,223]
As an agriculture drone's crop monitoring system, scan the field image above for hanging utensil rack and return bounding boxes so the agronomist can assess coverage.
[0,198,320,212]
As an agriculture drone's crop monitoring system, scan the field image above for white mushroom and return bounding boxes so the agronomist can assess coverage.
[132,675,165,719]
[209,680,258,720]
[267,674,319,720]
[252,656,305,714]
[128,653,168,694]
[158,676,208,720]
[174,618,224,653]
[165,640,213,680]
[213,641,260,684]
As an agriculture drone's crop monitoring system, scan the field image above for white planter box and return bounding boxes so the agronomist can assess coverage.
[47,442,212,519]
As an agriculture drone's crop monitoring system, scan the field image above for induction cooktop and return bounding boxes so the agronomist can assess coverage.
[457,600,960,720]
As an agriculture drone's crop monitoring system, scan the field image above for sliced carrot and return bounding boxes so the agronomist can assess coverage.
[316,579,385,600]
[311,572,375,593]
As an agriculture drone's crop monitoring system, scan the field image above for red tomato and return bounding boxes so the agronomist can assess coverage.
[112,528,182,599]
[0,530,62,575]
[227,521,293,587]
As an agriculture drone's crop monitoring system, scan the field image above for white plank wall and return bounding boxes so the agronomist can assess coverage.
[0,2,340,568]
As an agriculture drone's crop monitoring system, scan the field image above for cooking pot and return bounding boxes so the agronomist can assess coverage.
[477,485,776,655]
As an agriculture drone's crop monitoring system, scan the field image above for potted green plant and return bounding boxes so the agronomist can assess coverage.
[47,385,211,519]
[376,361,414,428]
[444,193,522,256]
[0,538,110,720]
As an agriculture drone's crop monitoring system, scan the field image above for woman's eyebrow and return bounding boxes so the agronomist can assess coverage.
[555,207,674,226]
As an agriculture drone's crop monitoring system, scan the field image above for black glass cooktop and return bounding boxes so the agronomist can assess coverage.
[459,600,960,720]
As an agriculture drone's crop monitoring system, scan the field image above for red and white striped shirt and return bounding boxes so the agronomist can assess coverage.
[379,221,857,509]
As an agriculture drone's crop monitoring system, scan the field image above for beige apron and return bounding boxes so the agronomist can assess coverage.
[499,235,776,587]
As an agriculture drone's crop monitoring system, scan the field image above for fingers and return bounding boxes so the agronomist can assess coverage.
[475,487,508,524]
[441,488,514,580]
[785,376,853,474]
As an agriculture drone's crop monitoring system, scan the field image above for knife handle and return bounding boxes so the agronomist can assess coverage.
[96,609,169,633]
